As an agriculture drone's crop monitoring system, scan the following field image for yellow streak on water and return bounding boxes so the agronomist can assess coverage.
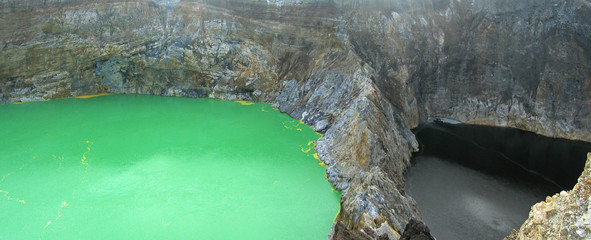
[301,140,317,154]
[44,201,69,228]
[313,131,339,224]
[0,161,27,204]
[73,93,111,99]
[234,100,254,106]
[301,146,312,153]
[333,204,341,222]
[81,141,94,166]
[0,190,27,204]
[80,141,94,184]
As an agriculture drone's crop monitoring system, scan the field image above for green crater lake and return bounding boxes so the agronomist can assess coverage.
[0,94,340,239]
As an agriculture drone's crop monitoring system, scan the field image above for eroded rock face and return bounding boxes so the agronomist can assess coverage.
[342,0,591,142]
[506,153,591,240]
[1,0,590,239]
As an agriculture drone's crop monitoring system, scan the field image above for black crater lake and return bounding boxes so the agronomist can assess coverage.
[406,120,591,240]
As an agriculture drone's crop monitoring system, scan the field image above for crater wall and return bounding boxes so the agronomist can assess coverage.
[1,0,590,239]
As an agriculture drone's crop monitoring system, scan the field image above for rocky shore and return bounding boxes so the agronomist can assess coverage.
[1,0,590,239]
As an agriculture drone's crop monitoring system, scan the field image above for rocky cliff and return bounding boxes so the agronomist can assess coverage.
[1,0,590,239]
[506,153,591,240]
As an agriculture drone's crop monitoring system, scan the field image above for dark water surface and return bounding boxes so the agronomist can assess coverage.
[407,156,548,240]
[407,120,591,240]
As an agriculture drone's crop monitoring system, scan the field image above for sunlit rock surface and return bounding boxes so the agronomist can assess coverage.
[1,0,590,239]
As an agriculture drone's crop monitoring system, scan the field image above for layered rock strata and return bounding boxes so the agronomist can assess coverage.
[1,0,590,239]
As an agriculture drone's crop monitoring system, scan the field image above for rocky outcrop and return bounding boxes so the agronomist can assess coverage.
[399,219,435,240]
[1,0,590,239]
[506,153,591,240]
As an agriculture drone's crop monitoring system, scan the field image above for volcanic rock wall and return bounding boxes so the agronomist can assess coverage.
[1,0,590,239]
[506,153,591,240]
[341,0,591,142]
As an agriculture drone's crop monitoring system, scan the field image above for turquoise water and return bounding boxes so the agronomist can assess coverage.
[0,94,340,239]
